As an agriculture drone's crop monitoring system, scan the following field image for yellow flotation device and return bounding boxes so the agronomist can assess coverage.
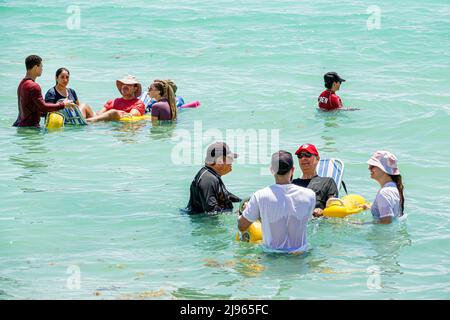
[45,112,64,129]
[236,220,262,243]
[119,115,152,122]
[322,194,369,218]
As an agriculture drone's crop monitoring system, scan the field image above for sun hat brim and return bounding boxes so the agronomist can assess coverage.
[367,158,400,175]
[116,78,142,98]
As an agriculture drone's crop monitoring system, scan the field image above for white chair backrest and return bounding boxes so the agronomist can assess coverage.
[317,158,345,191]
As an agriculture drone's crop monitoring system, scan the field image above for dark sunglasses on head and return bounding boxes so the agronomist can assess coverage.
[297,152,313,159]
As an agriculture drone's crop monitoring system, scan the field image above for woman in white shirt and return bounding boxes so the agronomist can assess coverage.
[366,150,405,224]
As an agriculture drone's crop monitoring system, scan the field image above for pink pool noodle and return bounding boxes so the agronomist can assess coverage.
[180,101,201,108]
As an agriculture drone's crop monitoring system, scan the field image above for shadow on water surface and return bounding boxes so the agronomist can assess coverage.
[314,109,344,153]
[9,128,50,190]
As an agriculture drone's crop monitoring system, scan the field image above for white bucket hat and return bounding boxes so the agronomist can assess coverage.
[367,150,400,176]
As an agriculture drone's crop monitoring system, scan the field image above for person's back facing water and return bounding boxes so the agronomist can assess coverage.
[238,151,315,253]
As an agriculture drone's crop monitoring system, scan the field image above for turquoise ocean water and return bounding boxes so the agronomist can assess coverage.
[1,0,449,299]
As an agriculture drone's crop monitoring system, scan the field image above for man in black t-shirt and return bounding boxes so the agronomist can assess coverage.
[292,143,338,217]
[187,142,242,214]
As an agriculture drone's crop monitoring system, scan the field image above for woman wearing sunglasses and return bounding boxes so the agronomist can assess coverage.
[365,151,405,224]
[148,79,177,122]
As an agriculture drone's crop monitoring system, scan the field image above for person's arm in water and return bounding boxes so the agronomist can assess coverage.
[376,216,393,224]
[237,195,259,231]
[312,179,338,217]
[339,98,360,111]
[129,100,145,117]
[351,216,392,225]
[313,208,323,217]
[238,215,252,232]
[129,109,141,116]
[227,190,242,203]
[315,179,339,216]
[31,84,73,112]
[350,198,394,225]
[96,107,108,115]
[333,93,360,111]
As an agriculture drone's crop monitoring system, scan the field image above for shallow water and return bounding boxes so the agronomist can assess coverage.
[1,0,449,299]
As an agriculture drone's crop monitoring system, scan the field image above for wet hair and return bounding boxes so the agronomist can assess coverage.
[55,67,70,84]
[25,55,42,70]
[165,79,177,94]
[389,174,405,215]
[151,79,177,120]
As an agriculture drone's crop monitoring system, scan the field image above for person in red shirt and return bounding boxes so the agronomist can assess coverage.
[87,75,145,123]
[318,72,346,111]
[13,55,76,127]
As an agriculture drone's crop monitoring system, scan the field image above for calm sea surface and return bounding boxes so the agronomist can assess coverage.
[1,0,449,299]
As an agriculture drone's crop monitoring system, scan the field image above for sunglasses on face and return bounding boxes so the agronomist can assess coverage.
[297,152,313,159]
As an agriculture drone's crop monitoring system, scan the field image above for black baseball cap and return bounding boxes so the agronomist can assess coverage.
[205,142,238,164]
[324,72,346,84]
[271,150,294,175]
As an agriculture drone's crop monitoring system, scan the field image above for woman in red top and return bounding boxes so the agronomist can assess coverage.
[87,75,145,123]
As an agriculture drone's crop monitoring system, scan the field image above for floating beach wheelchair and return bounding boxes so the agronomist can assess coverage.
[45,106,87,129]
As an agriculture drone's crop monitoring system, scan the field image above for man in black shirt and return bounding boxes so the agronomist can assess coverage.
[292,143,338,217]
[187,142,242,214]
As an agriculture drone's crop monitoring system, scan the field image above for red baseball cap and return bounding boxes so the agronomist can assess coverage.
[294,143,319,156]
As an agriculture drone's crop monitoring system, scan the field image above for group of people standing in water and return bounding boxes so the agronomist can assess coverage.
[13,55,178,128]
[13,55,349,128]
[13,54,405,254]
[187,144,404,253]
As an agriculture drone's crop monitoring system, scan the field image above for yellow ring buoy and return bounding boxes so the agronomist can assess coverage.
[236,220,262,243]
[323,194,369,218]
[45,112,64,129]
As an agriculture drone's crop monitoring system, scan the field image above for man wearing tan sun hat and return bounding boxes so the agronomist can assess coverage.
[87,75,146,123]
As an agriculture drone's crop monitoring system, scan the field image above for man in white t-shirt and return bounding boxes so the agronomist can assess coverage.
[237,151,316,253]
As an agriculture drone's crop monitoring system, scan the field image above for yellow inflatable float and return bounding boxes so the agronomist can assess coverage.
[236,220,262,243]
[236,197,262,243]
[235,194,368,242]
[45,113,152,128]
[45,112,64,129]
[119,115,152,122]
[323,194,369,218]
